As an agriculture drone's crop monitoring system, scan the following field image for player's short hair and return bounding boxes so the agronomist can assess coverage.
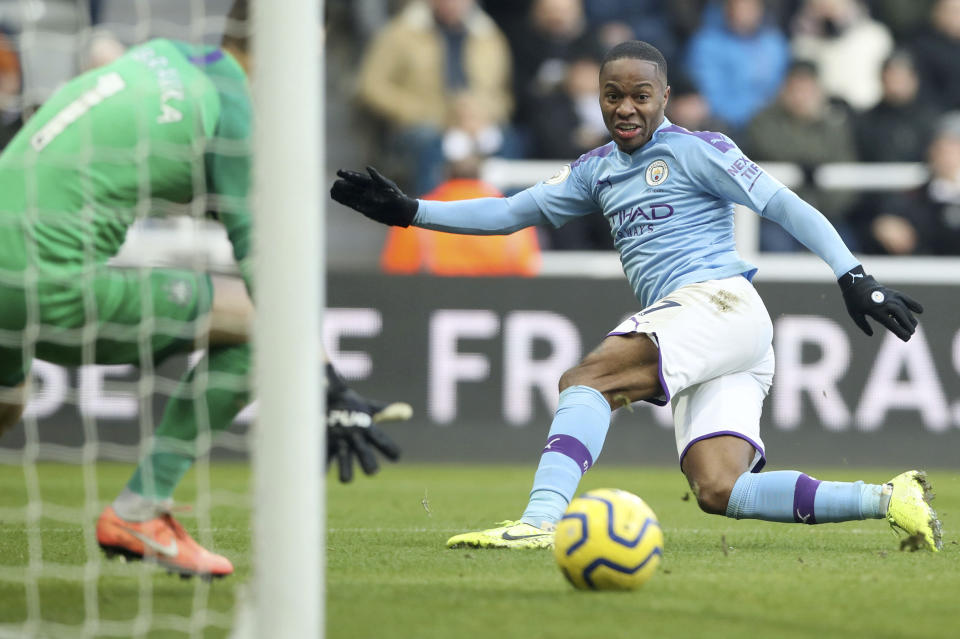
[221,0,249,53]
[600,41,668,85]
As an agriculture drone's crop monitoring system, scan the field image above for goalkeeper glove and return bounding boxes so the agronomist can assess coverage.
[327,388,406,482]
[325,364,410,483]
[839,266,923,342]
[330,166,418,227]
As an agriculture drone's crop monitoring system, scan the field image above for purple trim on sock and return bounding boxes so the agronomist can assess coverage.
[679,431,766,473]
[793,474,821,524]
[542,434,594,474]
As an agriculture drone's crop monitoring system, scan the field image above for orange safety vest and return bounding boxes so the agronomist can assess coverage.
[380,178,541,276]
[0,34,19,79]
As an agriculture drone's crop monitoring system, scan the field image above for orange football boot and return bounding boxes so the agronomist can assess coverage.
[96,506,234,579]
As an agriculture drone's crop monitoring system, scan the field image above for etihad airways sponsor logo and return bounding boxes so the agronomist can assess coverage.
[607,203,675,239]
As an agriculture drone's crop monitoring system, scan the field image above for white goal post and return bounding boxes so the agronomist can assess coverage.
[248,0,324,637]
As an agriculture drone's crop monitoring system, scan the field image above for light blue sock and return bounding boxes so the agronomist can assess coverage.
[725,471,887,523]
[520,385,611,527]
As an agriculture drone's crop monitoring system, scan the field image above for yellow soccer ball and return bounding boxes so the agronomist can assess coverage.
[553,488,663,590]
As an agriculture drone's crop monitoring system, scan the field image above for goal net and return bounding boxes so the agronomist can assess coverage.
[0,1,322,636]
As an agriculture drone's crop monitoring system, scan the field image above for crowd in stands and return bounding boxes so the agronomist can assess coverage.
[0,0,957,258]
[333,0,960,256]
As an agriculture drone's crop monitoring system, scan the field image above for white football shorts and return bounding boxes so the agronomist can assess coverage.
[609,275,774,471]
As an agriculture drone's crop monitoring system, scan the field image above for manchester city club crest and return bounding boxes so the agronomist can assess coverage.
[645,159,669,186]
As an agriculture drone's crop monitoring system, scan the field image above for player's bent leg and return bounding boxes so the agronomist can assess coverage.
[681,435,755,514]
[104,344,250,574]
[449,336,664,549]
[125,344,251,503]
[447,333,663,548]
[558,333,662,405]
[721,466,941,550]
[450,329,667,550]
[885,470,942,551]
[33,267,214,368]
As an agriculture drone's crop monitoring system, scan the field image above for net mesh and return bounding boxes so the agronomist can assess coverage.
[0,1,251,636]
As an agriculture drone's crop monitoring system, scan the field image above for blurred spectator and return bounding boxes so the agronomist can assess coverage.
[671,1,805,43]
[509,0,603,131]
[334,0,393,45]
[357,0,512,195]
[854,113,960,255]
[524,54,613,251]
[745,60,859,251]
[581,1,678,63]
[0,28,21,150]
[380,156,541,275]
[855,51,938,162]
[791,0,894,111]
[684,0,789,131]
[669,0,712,41]
[665,73,731,134]
[528,56,608,160]
[909,0,960,112]
[871,0,937,42]
[441,92,516,166]
[480,0,533,38]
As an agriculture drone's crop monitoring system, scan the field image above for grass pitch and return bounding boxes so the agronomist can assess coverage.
[0,463,957,638]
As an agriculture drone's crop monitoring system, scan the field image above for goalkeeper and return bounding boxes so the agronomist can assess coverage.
[0,2,408,579]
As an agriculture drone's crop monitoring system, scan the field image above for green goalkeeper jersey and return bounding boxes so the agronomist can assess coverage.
[0,38,253,288]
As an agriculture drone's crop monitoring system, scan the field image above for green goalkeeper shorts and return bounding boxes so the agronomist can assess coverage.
[0,266,213,389]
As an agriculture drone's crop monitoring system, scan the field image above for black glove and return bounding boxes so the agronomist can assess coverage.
[330,166,418,227]
[839,266,923,341]
[327,387,403,483]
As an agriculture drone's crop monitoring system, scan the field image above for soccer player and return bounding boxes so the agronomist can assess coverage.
[331,40,942,552]
[0,1,408,579]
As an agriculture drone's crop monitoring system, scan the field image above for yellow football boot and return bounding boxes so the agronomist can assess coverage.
[446,520,555,549]
[885,470,942,551]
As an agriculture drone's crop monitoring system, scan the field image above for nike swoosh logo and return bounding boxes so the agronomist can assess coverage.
[501,531,552,541]
[121,526,179,557]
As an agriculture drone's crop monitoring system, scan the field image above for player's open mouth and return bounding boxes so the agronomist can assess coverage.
[614,123,642,139]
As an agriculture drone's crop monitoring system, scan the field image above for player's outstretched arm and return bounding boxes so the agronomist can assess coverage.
[332,166,549,235]
[758,189,922,341]
[838,266,923,341]
[330,166,419,227]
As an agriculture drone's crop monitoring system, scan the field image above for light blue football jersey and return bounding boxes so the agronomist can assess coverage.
[526,118,785,308]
